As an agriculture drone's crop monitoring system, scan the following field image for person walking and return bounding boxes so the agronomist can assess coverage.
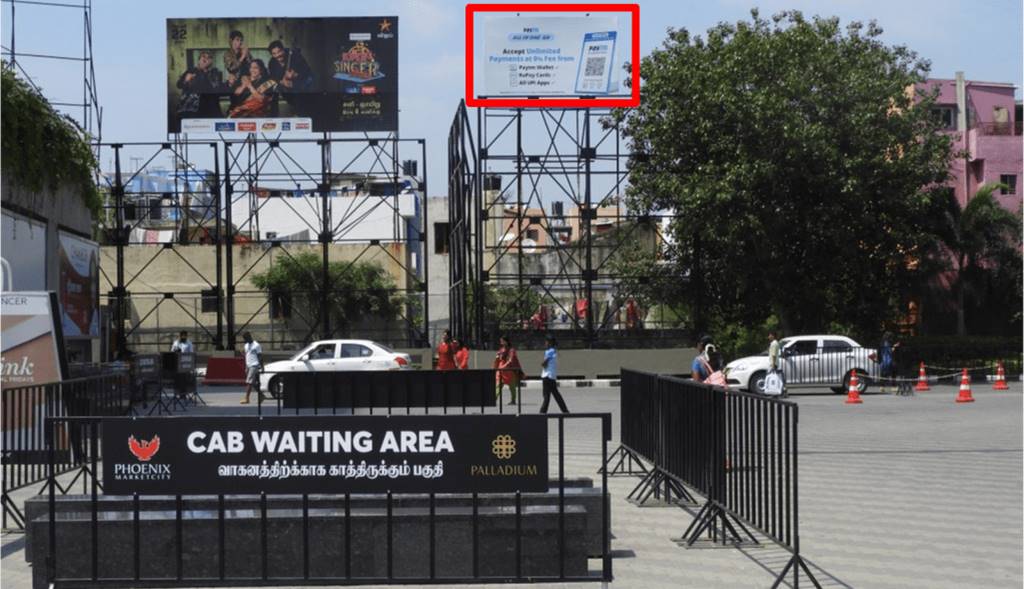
[170,330,194,354]
[453,338,470,370]
[494,335,524,405]
[436,329,456,370]
[539,336,569,413]
[879,331,900,393]
[240,332,264,404]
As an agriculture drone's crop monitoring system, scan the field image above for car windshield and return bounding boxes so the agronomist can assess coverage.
[374,342,395,353]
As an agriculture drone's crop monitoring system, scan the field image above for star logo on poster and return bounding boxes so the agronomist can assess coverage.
[379,19,391,33]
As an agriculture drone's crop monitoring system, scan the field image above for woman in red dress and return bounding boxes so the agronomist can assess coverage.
[436,329,456,370]
[493,335,524,405]
[453,339,470,369]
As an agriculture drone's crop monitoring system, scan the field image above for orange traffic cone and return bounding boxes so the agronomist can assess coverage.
[845,371,863,404]
[993,362,1009,390]
[914,362,930,391]
[956,369,975,403]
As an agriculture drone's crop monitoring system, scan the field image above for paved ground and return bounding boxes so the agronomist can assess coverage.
[3,381,1021,588]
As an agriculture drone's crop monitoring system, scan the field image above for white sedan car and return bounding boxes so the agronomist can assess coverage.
[725,335,879,395]
[260,339,411,397]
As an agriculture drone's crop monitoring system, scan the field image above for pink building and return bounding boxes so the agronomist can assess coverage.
[918,73,1022,212]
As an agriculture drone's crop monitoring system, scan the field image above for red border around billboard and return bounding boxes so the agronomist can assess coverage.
[466,3,640,108]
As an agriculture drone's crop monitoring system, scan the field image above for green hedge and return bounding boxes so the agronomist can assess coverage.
[1,67,100,216]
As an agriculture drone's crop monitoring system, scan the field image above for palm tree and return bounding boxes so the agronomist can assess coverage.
[930,182,1022,335]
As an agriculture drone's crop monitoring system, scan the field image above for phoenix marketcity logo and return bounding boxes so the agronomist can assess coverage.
[491,434,516,459]
[114,435,171,481]
[128,435,160,461]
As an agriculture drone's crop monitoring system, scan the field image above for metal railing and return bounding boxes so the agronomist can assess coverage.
[40,413,613,587]
[607,370,819,588]
[1,373,130,530]
[265,369,505,415]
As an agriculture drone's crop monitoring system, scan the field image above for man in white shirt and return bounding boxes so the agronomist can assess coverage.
[241,331,263,404]
[170,331,194,354]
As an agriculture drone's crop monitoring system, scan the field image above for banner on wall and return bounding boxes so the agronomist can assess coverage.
[1,292,67,389]
[1,211,47,292]
[58,231,100,338]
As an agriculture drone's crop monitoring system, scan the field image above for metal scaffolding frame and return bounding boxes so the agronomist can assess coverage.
[1,0,101,143]
[448,101,687,349]
[98,135,428,358]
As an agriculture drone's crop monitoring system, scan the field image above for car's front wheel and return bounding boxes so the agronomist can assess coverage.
[268,376,284,400]
[843,370,868,395]
[749,371,767,395]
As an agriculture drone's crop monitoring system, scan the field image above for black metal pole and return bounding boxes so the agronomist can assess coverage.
[213,142,224,350]
[420,138,429,347]
[112,144,126,358]
[223,142,236,349]
[516,108,524,309]
[583,109,594,347]
[319,135,331,340]
[474,106,485,347]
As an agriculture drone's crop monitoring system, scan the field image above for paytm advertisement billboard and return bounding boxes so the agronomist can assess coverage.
[478,13,633,98]
[167,17,398,134]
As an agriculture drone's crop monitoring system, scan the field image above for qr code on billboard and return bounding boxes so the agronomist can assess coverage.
[584,57,606,77]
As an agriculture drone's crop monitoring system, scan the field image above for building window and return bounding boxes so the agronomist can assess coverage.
[434,222,449,254]
[930,106,956,130]
[1000,175,1017,195]
[526,229,539,241]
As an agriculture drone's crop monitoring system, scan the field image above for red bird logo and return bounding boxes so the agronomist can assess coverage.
[128,435,160,462]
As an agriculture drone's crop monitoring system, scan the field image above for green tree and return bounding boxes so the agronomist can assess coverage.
[467,284,543,337]
[251,252,406,341]
[613,11,954,335]
[926,183,1022,335]
[1,67,101,215]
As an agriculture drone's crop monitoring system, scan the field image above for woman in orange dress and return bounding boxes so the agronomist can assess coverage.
[228,59,277,118]
[493,335,524,405]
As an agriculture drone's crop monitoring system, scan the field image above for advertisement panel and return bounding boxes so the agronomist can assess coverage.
[166,17,398,134]
[57,231,100,338]
[1,292,66,389]
[103,415,549,495]
[1,211,47,291]
[468,4,639,107]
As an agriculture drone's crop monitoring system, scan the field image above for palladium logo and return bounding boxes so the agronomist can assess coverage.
[491,435,516,460]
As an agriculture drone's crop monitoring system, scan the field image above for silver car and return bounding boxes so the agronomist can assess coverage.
[724,335,879,395]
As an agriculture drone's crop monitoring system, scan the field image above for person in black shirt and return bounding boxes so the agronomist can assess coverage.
[267,40,315,115]
[176,51,225,118]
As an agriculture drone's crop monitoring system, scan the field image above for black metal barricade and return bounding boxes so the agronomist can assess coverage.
[268,370,509,415]
[607,370,819,588]
[40,412,613,588]
[2,373,129,530]
[600,370,652,477]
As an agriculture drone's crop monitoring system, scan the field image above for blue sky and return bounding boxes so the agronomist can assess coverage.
[3,0,1022,192]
